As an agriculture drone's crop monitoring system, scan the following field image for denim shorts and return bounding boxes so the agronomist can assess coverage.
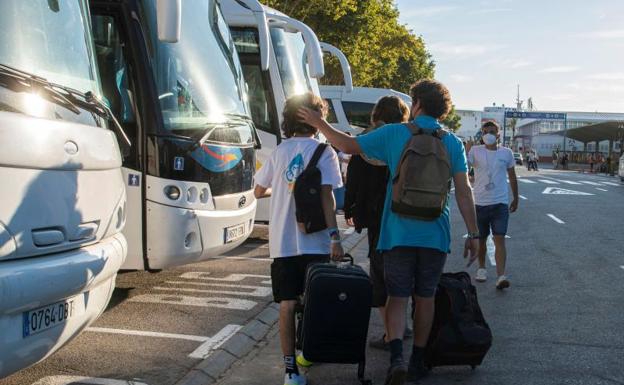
[476,203,510,239]
[383,247,447,298]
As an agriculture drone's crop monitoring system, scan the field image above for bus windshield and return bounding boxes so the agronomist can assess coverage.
[142,0,253,146]
[270,27,320,98]
[0,0,105,127]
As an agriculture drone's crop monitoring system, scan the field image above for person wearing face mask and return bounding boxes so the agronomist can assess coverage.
[468,121,519,289]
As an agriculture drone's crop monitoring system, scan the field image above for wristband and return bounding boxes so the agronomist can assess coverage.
[328,227,339,239]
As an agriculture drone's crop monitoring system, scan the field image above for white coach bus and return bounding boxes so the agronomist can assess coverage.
[0,0,129,377]
[89,0,260,270]
[321,85,412,134]
[221,0,328,222]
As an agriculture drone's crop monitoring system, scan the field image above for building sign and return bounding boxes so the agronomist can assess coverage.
[505,111,567,120]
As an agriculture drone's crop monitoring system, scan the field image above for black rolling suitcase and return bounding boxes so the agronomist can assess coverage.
[425,272,492,370]
[296,255,373,385]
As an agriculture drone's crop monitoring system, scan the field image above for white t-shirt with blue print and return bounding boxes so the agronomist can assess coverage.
[255,137,343,259]
[356,116,468,254]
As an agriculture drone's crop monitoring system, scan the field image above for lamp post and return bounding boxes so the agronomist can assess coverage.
[502,104,506,147]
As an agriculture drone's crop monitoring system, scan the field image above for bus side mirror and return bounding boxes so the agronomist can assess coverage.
[157,0,181,43]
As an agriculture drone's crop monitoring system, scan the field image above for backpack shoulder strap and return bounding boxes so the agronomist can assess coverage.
[435,128,450,139]
[404,122,422,135]
[306,143,328,171]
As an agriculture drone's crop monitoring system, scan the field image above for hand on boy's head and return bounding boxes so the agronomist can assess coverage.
[297,106,323,128]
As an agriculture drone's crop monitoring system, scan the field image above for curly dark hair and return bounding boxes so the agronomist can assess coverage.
[409,79,452,120]
[371,95,410,126]
[281,93,328,138]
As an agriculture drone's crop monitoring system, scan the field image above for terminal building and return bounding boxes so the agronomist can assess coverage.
[457,105,624,159]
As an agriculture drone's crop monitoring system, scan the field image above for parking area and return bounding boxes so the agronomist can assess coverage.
[0,230,276,385]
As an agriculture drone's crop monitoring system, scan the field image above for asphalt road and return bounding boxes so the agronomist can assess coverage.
[0,227,278,385]
[217,166,624,385]
[3,167,623,385]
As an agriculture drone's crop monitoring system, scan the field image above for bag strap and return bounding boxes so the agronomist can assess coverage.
[405,122,449,139]
[404,122,422,135]
[306,143,328,171]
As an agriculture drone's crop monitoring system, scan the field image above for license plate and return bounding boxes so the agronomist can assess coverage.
[224,223,245,243]
[23,298,76,338]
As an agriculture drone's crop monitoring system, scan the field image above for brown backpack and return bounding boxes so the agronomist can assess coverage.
[391,122,452,221]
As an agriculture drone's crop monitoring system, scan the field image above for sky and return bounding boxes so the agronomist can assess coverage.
[394,0,624,113]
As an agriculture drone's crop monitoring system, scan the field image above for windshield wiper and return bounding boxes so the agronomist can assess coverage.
[0,63,131,147]
[224,113,262,149]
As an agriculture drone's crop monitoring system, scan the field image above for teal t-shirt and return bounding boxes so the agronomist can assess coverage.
[355,116,468,253]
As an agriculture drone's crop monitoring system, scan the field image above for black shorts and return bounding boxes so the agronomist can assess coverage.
[270,254,329,303]
[383,247,447,298]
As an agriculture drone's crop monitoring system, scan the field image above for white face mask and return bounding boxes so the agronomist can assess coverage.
[482,133,497,146]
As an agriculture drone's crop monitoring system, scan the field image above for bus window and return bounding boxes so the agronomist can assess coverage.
[231,28,279,138]
[324,98,338,123]
[342,101,374,128]
[92,14,139,168]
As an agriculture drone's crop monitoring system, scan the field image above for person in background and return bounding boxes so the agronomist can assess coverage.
[343,96,411,351]
[469,121,519,289]
[298,79,479,385]
[254,93,344,385]
[552,151,559,169]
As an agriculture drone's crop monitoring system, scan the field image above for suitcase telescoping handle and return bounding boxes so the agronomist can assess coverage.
[333,253,354,268]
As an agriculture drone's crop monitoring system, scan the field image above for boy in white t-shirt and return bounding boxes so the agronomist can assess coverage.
[468,121,519,290]
[254,93,344,385]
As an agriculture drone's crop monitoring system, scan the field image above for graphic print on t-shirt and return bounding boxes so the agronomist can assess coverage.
[284,153,305,192]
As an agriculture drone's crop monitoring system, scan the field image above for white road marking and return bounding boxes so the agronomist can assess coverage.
[157,282,272,297]
[343,227,355,235]
[518,179,536,184]
[547,214,565,224]
[180,272,271,284]
[32,376,149,385]
[519,195,527,200]
[129,294,257,310]
[558,180,582,185]
[542,187,594,196]
[539,179,559,184]
[189,324,242,359]
[602,182,620,186]
[580,181,603,186]
[620,266,624,270]
[87,327,208,342]
[87,324,242,360]
[596,188,608,192]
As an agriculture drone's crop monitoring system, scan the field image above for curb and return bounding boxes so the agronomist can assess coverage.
[175,230,367,385]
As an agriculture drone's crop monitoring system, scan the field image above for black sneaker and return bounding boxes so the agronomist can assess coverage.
[406,355,428,383]
[384,359,408,385]
[369,334,390,350]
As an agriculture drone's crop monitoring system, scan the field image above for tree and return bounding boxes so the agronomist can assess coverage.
[263,0,460,130]
[442,105,461,133]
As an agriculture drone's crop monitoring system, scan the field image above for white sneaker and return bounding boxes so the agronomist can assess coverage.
[475,268,487,282]
[496,275,510,290]
[284,372,307,385]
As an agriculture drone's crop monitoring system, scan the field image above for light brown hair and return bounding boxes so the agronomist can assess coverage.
[282,93,328,138]
[409,79,452,120]
[371,96,410,126]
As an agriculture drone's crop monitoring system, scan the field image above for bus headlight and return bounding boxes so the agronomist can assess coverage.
[164,185,181,200]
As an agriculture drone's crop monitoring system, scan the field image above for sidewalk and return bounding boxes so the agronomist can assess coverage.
[215,236,399,385]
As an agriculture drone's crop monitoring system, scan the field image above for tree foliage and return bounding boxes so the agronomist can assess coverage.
[263,0,461,131]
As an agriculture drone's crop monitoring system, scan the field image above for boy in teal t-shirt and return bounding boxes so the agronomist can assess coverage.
[298,80,480,385]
